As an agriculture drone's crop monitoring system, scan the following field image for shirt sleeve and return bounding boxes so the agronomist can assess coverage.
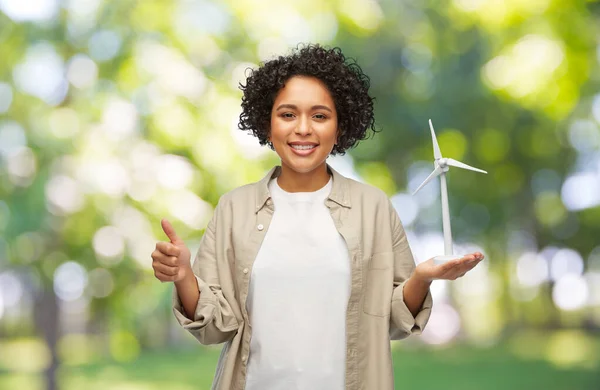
[172,200,239,345]
[388,200,433,340]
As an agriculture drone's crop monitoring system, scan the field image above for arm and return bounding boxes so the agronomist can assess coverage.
[388,200,433,340]
[171,200,240,345]
[174,270,200,320]
[403,274,432,317]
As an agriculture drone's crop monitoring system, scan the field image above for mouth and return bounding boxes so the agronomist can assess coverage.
[288,143,318,156]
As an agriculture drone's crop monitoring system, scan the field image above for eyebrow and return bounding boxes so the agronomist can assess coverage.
[275,104,333,113]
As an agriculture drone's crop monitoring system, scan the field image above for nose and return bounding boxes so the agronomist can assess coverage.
[295,115,312,136]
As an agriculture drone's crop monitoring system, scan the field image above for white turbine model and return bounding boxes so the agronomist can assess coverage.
[413,119,488,264]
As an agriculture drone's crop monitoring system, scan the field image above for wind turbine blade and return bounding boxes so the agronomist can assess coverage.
[446,158,487,174]
[412,166,443,195]
[429,119,442,160]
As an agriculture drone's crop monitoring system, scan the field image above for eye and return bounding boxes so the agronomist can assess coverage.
[314,114,327,120]
[281,112,295,118]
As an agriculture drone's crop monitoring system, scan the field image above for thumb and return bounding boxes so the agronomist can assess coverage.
[161,218,183,245]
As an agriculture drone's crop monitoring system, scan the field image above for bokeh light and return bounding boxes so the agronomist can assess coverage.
[6,147,37,187]
[53,262,88,302]
[482,34,566,113]
[167,190,212,230]
[45,174,85,215]
[0,82,13,113]
[66,54,99,89]
[13,42,68,105]
[561,172,600,211]
[390,193,419,227]
[0,121,27,158]
[88,30,122,62]
[552,274,588,311]
[516,252,548,287]
[421,303,462,345]
[0,0,59,22]
[92,226,125,264]
[569,120,600,153]
[549,248,584,282]
[0,272,23,311]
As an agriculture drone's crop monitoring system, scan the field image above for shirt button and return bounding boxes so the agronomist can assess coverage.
[242,355,247,363]
[243,268,249,274]
[257,224,264,231]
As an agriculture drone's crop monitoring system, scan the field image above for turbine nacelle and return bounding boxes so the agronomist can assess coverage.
[412,120,487,196]
[435,158,450,172]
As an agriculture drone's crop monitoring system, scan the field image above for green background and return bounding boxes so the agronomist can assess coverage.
[1,0,599,389]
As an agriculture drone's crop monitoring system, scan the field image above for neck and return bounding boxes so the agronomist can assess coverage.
[277,162,330,192]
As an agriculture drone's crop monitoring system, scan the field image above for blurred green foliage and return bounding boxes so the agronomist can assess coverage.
[1,0,599,389]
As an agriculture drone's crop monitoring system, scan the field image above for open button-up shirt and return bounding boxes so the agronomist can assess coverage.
[172,163,433,390]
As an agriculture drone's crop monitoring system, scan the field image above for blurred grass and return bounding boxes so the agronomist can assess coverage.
[1,339,599,390]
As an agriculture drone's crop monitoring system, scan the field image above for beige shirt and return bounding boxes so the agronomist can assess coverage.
[172,163,433,390]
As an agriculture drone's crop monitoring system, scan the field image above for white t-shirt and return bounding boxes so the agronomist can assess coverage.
[245,175,351,390]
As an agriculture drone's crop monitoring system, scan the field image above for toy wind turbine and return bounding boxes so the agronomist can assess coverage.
[412,120,487,264]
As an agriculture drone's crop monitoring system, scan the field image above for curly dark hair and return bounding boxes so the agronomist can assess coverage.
[238,43,378,156]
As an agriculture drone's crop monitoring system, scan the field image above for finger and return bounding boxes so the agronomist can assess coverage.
[154,252,179,267]
[153,260,179,276]
[440,261,469,279]
[154,269,177,282]
[161,219,184,245]
[465,256,483,267]
[456,258,483,276]
[156,241,181,257]
[460,254,478,262]
[151,250,178,267]
[440,258,463,272]
[454,254,481,268]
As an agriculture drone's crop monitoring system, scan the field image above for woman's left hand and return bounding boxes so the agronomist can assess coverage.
[414,252,484,282]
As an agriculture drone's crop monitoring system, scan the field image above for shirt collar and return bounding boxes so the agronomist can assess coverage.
[255,163,351,213]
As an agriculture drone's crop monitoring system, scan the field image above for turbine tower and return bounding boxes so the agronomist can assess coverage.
[413,119,488,264]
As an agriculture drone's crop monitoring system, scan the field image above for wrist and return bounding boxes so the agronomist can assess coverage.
[174,264,194,287]
[413,265,433,284]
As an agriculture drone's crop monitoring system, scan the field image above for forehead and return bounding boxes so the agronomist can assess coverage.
[273,76,334,105]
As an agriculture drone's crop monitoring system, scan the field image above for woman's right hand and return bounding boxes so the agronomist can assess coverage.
[151,219,192,283]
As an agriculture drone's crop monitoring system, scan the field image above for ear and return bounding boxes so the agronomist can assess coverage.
[266,127,273,147]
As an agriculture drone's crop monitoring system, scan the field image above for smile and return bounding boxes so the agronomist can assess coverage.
[291,144,316,150]
[289,144,318,156]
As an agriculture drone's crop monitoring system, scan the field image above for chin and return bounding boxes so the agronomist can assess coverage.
[281,158,327,174]
[273,143,333,173]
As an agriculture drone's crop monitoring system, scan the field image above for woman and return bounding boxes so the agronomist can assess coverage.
[151,44,483,390]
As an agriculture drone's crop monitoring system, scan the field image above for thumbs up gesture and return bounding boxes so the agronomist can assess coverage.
[151,219,192,283]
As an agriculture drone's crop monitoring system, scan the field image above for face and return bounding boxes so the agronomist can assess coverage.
[268,76,338,174]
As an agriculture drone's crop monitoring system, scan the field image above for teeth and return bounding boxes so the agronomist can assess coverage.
[291,144,316,150]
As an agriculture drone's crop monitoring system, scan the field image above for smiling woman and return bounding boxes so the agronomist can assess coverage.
[151,43,484,390]
[237,44,377,192]
[238,45,377,156]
